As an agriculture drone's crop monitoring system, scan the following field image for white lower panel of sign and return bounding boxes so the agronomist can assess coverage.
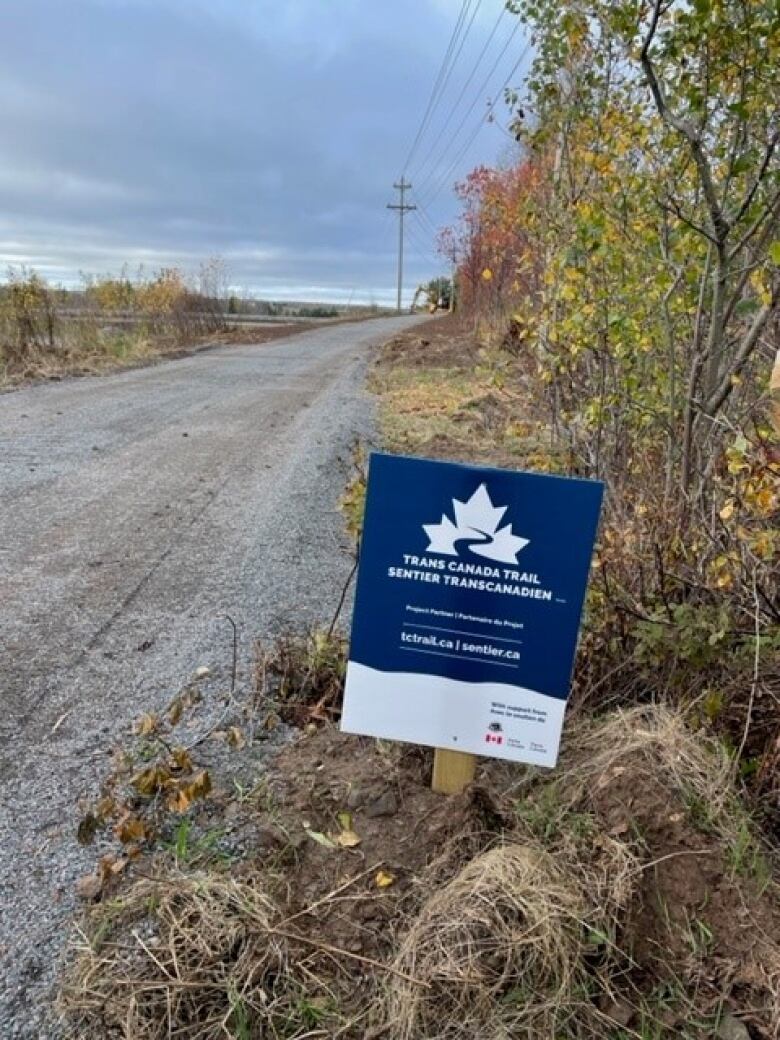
[341,662,566,767]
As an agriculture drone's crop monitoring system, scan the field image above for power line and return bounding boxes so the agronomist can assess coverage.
[415,205,440,237]
[411,210,440,252]
[414,0,486,168]
[416,18,523,199]
[406,221,441,266]
[418,36,530,209]
[402,0,473,174]
[410,1,507,186]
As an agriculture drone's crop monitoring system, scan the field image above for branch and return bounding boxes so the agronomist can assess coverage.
[730,127,780,229]
[639,0,729,243]
[656,193,717,244]
[722,202,780,330]
[728,186,780,261]
[703,296,777,416]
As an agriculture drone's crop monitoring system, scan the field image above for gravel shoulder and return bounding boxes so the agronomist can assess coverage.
[0,314,421,1036]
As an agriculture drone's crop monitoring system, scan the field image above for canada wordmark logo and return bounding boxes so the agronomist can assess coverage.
[422,483,529,565]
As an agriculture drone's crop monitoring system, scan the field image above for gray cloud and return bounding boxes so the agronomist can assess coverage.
[0,0,523,302]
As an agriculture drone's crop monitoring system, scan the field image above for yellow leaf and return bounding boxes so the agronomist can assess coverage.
[375,870,395,888]
[114,814,147,844]
[749,270,771,306]
[132,764,170,797]
[481,267,493,281]
[337,811,353,832]
[135,713,159,736]
[335,829,362,848]
[171,746,193,772]
[719,500,735,521]
[226,726,245,749]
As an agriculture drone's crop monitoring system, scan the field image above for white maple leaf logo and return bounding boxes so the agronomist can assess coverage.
[422,483,530,564]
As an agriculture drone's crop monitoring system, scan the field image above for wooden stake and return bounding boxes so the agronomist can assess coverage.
[432,748,476,794]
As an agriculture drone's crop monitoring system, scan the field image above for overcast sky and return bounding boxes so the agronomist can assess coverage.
[0,0,528,304]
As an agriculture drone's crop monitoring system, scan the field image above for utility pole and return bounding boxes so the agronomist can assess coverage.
[387,177,416,313]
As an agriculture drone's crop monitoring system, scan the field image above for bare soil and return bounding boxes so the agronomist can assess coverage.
[59,706,780,1039]
[374,314,559,471]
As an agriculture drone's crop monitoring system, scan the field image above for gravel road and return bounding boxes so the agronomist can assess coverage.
[0,315,420,1036]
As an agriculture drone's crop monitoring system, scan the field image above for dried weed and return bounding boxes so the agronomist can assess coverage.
[384,843,592,1040]
[59,872,288,1038]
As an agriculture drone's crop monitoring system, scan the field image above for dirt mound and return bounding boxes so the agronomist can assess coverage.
[59,708,780,1039]
[506,707,780,1037]
[378,314,467,368]
[385,843,588,1040]
[267,729,507,958]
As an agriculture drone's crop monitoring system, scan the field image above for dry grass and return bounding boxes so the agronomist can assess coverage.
[58,704,780,1040]
[255,626,348,726]
[559,705,742,840]
[59,872,288,1039]
[383,843,592,1040]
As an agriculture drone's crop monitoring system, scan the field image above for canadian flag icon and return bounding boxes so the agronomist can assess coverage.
[485,733,503,745]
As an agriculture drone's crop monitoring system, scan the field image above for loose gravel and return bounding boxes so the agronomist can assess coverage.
[0,315,422,1037]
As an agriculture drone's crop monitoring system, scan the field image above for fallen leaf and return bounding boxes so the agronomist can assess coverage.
[168,789,191,813]
[187,769,212,799]
[167,769,212,813]
[171,746,193,772]
[135,713,159,737]
[226,726,245,749]
[375,870,395,889]
[168,697,184,726]
[95,796,117,820]
[98,853,127,879]
[306,829,337,849]
[114,814,147,844]
[335,829,362,848]
[77,813,99,846]
[75,873,103,901]
[132,764,171,797]
[193,666,211,680]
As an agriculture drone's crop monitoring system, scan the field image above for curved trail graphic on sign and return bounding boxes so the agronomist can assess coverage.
[422,483,529,565]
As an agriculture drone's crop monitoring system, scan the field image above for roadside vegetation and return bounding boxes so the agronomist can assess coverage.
[0,260,232,384]
[0,259,373,387]
[53,1,779,1038]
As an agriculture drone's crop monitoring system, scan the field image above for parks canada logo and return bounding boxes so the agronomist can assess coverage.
[422,483,529,565]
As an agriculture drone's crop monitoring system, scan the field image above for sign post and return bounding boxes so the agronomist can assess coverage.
[432,747,476,794]
[341,453,603,791]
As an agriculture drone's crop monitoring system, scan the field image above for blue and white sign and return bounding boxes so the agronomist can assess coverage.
[341,453,603,767]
